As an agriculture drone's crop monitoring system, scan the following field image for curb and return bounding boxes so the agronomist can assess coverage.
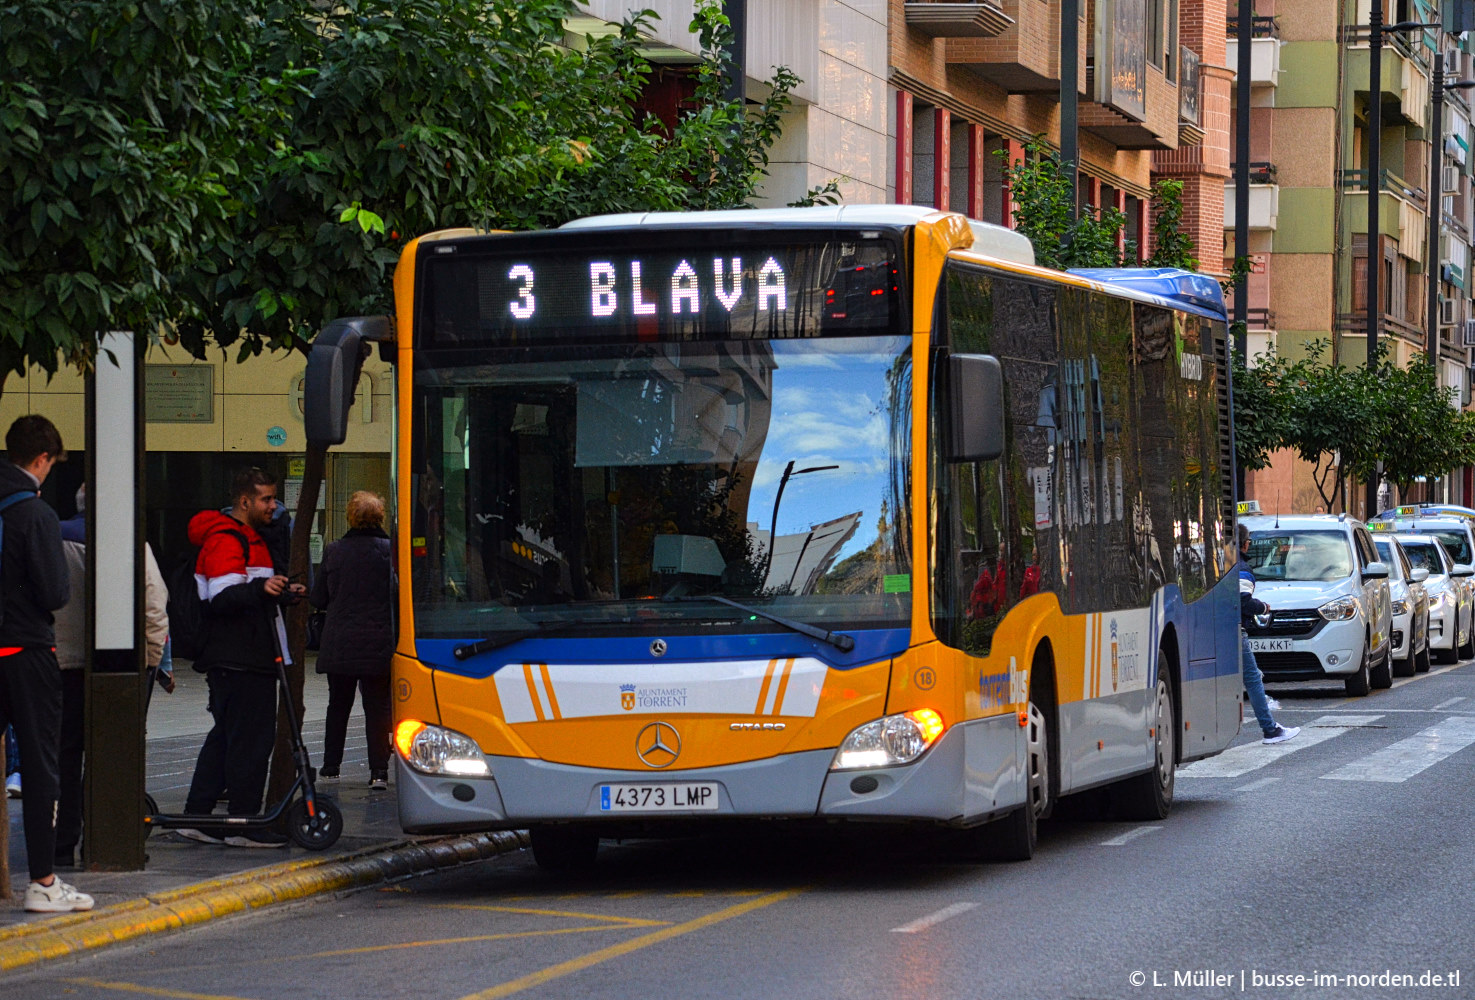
[0,830,530,975]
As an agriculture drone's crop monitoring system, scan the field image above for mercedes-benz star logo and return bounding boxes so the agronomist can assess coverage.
[636,721,681,768]
[650,639,668,658]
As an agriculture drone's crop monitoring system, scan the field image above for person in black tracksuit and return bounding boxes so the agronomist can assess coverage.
[0,415,92,911]
[179,468,305,848]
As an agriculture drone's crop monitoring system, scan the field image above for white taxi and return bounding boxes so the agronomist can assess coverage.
[1240,513,1393,696]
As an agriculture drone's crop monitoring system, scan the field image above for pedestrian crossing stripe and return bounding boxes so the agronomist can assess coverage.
[1321,716,1475,783]
[1178,716,1383,779]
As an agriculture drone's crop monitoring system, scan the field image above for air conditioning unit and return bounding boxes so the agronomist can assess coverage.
[1463,318,1475,346]
[1442,298,1458,326]
[1444,164,1462,193]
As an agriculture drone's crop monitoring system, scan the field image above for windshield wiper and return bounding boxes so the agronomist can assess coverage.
[670,594,855,652]
[453,629,546,661]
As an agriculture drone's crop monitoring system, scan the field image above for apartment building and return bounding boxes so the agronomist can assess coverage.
[1237,0,1475,512]
[889,0,1231,267]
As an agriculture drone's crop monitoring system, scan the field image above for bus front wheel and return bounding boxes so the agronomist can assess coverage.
[1112,671,1176,821]
[530,825,599,874]
[985,697,1049,862]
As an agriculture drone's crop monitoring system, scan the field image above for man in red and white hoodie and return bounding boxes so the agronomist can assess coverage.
[179,468,305,848]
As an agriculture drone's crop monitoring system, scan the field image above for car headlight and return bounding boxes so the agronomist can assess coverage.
[394,720,490,776]
[1432,592,1450,611]
[830,710,946,770]
[1392,599,1409,615]
[1318,596,1358,621]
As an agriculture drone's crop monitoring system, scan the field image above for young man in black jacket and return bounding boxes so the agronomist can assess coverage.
[179,468,305,848]
[0,415,91,911]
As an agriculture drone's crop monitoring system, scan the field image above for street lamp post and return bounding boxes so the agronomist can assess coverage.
[763,461,838,588]
[1365,13,1434,516]
[1425,57,1475,368]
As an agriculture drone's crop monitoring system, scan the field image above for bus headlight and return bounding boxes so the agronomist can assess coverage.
[1318,597,1358,621]
[394,720,491,777]
[830,710,945,770]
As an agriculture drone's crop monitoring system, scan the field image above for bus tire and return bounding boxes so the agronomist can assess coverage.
[531,825,599,874]
[988,695,1049,862]
[1112,671,1176,821]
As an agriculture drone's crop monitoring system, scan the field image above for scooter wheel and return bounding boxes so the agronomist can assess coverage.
[143,794,160,839]
[287,796,343,850]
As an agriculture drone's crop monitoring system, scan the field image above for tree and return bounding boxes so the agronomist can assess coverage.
[1356,349,1473,497]
[0,0,298,387]
[150,0,813,803]
[1231,348,1296,474]
[998,138,1136,269]
[1144,178,1199,270]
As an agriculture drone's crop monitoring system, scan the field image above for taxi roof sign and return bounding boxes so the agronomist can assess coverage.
[1395,505,1420,517]
[1236,500,1261,515]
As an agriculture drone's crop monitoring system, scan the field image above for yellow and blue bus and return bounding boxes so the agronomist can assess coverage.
[309,205,1242,869]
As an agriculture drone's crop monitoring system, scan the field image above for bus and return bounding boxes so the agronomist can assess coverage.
[306,205,1242,870]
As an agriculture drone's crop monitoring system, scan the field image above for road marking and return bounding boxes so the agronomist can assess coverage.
[1178,716,1378,778]
[1233,776,1281,792]
[434,903,668,927]
[1433,697,1467,711]
[456,889,803,1000]
[1322,716,1475,783]
[1099,826,1161,847]
[63,980,253,1000]
[890,902,978,933]
[302,925,634,959]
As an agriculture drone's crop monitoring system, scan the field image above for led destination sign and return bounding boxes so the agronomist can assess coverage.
[419,235,903,346]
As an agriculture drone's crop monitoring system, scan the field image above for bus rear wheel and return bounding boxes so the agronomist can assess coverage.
[530,825,599,874]
[1112,672,1176,821]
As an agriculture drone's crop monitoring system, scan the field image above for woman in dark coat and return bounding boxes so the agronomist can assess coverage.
[312,491,395,788]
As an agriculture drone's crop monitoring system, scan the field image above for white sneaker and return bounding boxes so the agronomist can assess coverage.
[1265,697,1282,711]
[24,878,94,913]
[1262,725,1300,745]
[176,827,224,845]
[4,772,19,798]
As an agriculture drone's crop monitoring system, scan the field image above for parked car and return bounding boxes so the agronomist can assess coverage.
[1240,513,1393,696]
[1371,533,1431,675]
[1384,533,1473,664]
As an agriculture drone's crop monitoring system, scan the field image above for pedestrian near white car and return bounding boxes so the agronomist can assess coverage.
[1240,513,1393,696]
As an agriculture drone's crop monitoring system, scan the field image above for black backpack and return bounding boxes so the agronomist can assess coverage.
[167,529,248,665]
[0,489,36,627]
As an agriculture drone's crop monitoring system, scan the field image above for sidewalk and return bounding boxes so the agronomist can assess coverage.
[5,668,390,918]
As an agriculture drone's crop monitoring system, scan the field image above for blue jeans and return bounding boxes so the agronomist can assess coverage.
[3,724,17,776]
[1241,631,1277,737]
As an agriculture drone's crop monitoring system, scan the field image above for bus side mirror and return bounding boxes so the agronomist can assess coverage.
[305,316,393,446]
[947,354,1006,463]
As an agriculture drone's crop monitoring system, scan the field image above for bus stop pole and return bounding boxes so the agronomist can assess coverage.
[83,330,147,870]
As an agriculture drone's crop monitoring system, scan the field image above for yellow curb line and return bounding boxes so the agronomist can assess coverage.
[0,830,530,975]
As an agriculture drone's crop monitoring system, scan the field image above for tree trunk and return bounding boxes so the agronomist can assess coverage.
[267,442,328,809]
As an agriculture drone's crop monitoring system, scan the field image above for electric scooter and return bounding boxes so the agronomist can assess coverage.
[144,612,343,850]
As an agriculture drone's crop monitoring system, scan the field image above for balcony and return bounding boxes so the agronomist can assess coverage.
[1225,37,1280,89]
[1225,15,1279,38]
[904,2,1012,38]
[1342,168,1428,263]
[1345,21,1432,127]
[1224,164,1279,230]
[947,0,1064,93]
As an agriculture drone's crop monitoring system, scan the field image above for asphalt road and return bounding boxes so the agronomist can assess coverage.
[10,661,1475,1000]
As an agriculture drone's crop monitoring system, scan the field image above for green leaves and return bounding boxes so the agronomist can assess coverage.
[998,138,1138,270]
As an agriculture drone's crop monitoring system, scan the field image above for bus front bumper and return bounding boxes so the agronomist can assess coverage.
[396,716,1023,834]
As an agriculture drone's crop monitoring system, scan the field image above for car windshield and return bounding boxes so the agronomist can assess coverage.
[1246,530,1353,582]
[1399,541,1447,575]
[1427,530,1472,565]
[409,335,914,639]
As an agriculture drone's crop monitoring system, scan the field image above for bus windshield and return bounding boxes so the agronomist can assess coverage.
[410,335,913,640]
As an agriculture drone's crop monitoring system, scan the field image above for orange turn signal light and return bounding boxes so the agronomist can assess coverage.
[905,708,946,744]
[395,719,426,759]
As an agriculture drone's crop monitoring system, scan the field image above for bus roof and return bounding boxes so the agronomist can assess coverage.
[1068,267,1227,322]
[559,205,1036,267]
